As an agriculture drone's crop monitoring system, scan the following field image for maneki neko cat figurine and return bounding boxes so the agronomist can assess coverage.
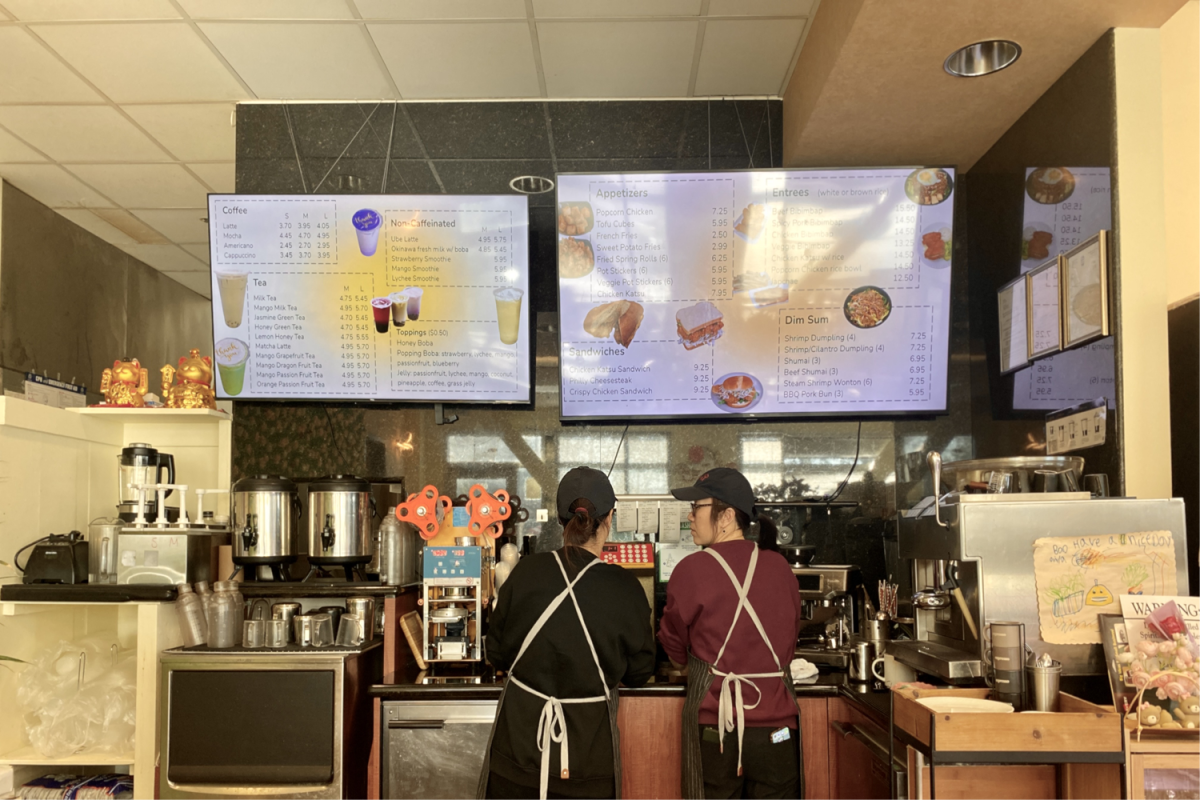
[100,358,148,407]
[161,349,217,409]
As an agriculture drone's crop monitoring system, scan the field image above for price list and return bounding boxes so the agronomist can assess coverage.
[208,195,529,402]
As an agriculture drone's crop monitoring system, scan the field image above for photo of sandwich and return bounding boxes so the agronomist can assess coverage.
[844,286,892,329]
[583,299,644,348]
[734,203,765,242]
[904,168,953,206]
[559,237,595,279]
[711,373,763,413]
[1022,224,1053,261]
[1026,167,1076,205]
[676,301,724,350]
[558,201,594,236]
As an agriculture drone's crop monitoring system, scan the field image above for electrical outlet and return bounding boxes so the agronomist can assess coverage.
[536,509,548,522]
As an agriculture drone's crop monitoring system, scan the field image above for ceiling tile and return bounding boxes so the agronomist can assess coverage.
[353,0,525,19]
[181,243,210,262]
[131,208,210,243]
[695,18,806,95]
[2,0,180,20]
[66,163,209,207]
[188,162,235,192]
[0,126,46,162]
[0,164,112,206]
[533,0,702,16]
[121,243,208,272]
[0,106,169,162]
[200,22,393,99]
[178,0,354,19]
[54,208,139,246]
[160,270,212,298]
[33,23,248,103]
[707,0,813,15]
[0,28,104,103]
[538,21,697,96]
[370,22,540,98]
[124,104,236,161]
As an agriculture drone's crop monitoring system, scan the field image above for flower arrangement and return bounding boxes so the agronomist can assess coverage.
[1118,632,1199,737]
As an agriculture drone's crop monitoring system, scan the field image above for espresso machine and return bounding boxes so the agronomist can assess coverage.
[891,452,1189,683]
[792,563,863,668]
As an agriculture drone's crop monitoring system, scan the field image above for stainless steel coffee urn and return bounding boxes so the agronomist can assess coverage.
[231,475,300,581]
[307,475,374,577]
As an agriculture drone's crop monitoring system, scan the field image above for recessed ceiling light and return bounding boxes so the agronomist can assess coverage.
[944,40,1021,77]
[509,175,554,195]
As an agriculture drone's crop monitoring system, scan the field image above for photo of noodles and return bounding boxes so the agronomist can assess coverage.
[844,286,892,329]
[1026,167,1076,205]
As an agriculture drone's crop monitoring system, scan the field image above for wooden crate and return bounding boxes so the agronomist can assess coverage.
[892,685,1122,759]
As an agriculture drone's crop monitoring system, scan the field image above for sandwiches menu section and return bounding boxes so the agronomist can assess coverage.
[556,169,955,420]
[208,194,530,402]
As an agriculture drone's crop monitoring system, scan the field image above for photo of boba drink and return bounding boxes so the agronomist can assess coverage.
[389,291,409,327]
[405,287,423,321]
[353,209,382,257]
[371,297,391,333]
[494,287,523,345]
[215,338,249,396]
[215,266,249,328]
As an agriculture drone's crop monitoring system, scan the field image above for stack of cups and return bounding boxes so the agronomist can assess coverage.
[989,621,1026,710]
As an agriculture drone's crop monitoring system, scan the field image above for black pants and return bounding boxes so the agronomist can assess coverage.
[698,725,800,800]
[486,769,616,800]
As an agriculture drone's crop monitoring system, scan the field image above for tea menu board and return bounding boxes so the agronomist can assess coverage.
[556,168,955,420]
[207,194,529,402]
[1012,168,1114,411]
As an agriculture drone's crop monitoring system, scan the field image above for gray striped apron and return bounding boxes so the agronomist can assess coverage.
[477,552,623,800]
[680,546,805,799]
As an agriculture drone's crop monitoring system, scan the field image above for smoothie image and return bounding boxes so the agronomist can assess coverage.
[389,291,409,326]
[371,297,391,333]
[405,287,424,321]
[494,287,524,346]
[215,338,249,396]
[353,209,382,256]
[215,267,249,328]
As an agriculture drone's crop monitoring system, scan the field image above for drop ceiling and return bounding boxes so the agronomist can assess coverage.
[0,0,817,299]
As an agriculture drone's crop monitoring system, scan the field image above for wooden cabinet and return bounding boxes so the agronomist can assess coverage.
[1124,728,1200,800]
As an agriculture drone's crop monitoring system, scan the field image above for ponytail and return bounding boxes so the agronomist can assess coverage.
[561,497,604,550]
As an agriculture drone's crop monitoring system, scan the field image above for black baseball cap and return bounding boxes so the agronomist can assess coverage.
[556,466,617,521]
[671,468,756,518]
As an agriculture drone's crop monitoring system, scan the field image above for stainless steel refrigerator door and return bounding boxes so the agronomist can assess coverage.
[382,700,498,800]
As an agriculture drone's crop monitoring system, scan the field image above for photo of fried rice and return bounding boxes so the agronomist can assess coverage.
[1026,167,1076,205]
[904,168,953,205]
[558,201,594,236]
[559,237,595,279]
[844,286,893,329]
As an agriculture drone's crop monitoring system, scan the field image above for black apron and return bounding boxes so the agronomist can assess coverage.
[477,553,623,799]
[680,546,805,799]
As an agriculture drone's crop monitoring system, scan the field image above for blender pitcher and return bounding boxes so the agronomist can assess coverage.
[117,443,175,519]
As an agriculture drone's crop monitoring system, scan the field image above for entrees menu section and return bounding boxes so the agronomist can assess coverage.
[556,168,955,420]
[207,194,529,402]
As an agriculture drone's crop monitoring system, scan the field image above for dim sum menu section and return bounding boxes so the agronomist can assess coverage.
[556,169,955,419]
[208,194,529,402]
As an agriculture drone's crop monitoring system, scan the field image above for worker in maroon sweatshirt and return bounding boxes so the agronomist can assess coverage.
[659,468,804,799]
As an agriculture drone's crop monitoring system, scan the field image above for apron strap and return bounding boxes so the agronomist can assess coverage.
[509,552,603,673]
[705,547,781,671]
[552,552,612,701]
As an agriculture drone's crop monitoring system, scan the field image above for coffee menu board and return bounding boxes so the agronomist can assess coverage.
[207,194,530,402]
[556,168,955,420]
[1013,167,1114,411]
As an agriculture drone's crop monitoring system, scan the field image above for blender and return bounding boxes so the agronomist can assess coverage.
[117,443,177,523]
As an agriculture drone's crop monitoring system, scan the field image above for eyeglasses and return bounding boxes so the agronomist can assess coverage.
[689,501,714,513]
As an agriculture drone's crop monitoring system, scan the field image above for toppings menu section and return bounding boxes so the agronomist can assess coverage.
[208,194,529,402]
[556,169,955,420]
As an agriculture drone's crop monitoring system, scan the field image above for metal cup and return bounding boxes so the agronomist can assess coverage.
[1058,470,1080,492]
[336,613,365,647]
[1028,661,1062,712]
[1032,470,1058,492]
[318,606,344,634]
[272,602,301,643]
[311,612,334,647]
[346,597,376,640]
[1084,474,1110,497]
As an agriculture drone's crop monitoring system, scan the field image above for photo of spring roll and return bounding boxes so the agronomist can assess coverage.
[583,299,644,348]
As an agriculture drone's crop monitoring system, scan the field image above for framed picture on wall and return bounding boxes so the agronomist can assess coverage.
[1026,257,1063,359]
[997,275,1029,374]
[1061,230,1110,349]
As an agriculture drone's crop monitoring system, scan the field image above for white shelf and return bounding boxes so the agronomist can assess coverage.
[70,407,230,423]
[0,745,134,766]
[1,600,163,616]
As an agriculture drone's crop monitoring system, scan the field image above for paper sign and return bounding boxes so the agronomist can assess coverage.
[1033,531,1177,644]
[615,503,637,533]
[658,543,702,583]
[1119,594,1200,647]
[658,501,687,543]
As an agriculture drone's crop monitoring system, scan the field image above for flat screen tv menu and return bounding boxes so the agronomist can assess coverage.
[207,194,529,402]
[556,168,955,420]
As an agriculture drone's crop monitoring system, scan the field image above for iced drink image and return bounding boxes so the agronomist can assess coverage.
[494,287,524,345]
[215,267,248,328]
[215,338,249,396]
[371,297,391,333]
[389,291,409,326]
[353,209,382,256]
[405,287,424,321]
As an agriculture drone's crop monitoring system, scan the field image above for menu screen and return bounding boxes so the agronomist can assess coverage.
[207,194,529,402]
[556,168,955,420]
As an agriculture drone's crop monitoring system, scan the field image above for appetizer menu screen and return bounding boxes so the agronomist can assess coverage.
[207,194,529,402]
[556,168,955,420]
